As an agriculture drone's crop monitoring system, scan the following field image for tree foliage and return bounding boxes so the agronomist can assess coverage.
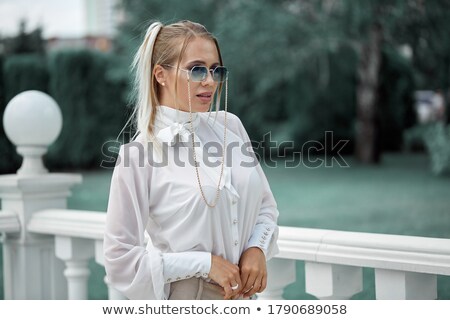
[0,20,46,56]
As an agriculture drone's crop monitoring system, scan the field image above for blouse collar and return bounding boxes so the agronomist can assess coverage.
[155,105,200,128]
[154,105,201,146]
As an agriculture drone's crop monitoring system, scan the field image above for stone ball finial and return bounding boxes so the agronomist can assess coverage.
[3,90,63,175]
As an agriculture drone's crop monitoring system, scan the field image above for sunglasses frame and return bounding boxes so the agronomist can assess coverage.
[163,64,228,83]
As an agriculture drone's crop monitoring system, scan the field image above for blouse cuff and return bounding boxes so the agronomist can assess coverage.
[162,251,211,283]
[243,223,276,258]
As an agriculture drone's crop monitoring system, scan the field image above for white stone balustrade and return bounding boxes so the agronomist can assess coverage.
[267,226,450,299]
[26,209,127,299]
[0,210,20,234]
[0,91,81,299]
[27,209,127,300]
[1,90,450,300]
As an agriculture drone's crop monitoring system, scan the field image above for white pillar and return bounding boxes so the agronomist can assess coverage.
[375,269,437,300]
[0,90,82,299]
[256,258,296,300]
[305,262,363,299]
[55,236,94,300]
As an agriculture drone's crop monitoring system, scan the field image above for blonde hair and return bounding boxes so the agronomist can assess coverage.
[121,20,224,144]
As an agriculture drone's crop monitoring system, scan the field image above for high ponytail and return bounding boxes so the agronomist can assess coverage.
[129,22,163,142]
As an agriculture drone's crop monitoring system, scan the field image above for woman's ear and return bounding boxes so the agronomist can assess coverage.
[153,64,167,86]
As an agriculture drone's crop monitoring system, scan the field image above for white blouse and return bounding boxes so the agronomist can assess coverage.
[103,105,279,300]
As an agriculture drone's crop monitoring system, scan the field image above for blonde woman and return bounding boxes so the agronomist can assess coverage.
[103,20,279,300]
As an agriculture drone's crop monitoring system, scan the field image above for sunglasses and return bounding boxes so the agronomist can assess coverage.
[163,64,228,83]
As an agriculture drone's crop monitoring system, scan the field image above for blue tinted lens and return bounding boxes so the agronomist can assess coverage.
[190,66,208,81]
[213,67,228,82]
[189,66,228,82]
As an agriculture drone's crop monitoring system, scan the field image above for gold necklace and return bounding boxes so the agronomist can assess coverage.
[187,79,228,208]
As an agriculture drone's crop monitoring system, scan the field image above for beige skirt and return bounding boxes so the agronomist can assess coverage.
[168,277,252,300]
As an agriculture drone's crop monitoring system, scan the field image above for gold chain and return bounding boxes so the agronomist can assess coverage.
[187,79,228,208]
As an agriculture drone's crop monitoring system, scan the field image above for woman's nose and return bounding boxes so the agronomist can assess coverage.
[202,70,215,86]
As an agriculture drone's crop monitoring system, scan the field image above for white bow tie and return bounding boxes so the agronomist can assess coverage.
[156,121,195,146]
[155,121,240,203]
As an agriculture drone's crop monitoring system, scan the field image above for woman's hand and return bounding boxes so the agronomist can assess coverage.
[238,247,267,298]
[208,255,242,300]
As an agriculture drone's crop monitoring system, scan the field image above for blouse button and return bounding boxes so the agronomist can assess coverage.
[234,240,238,246]
[264,231,269,235]
[266,227,271,231]
[233,219,238,224]
[262,236,267,240]
[167,278,172,283]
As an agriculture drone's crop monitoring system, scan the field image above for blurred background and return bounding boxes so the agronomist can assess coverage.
[0,0,449,299]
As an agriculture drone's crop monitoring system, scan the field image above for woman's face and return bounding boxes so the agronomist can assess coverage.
[158,37,221,113]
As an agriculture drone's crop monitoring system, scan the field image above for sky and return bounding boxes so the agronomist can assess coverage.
[0,0,85,38]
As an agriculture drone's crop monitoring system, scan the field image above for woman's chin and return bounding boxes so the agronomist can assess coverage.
[195,103,212,113]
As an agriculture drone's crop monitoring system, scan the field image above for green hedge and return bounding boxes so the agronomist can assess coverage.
[0,51,128,173]
[0,54,21,174]
[0,54,49,173]
[46,50,128,170]
[3,54,49,102]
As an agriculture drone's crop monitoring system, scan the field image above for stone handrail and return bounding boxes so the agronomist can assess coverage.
[277,226,450,275]
[260,227,450,300]
[25,209,450,300]
[0,210,21,234]
[27,209,105,240]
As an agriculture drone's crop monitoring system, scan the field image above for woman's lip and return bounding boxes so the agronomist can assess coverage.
[197,92,212,97]
[196,95,212,102]
[196,92,213,102]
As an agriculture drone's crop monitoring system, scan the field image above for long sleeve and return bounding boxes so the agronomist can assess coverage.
[103,145,165,299]
[162,252,211,283]
[242,162,280,260]
[234,116,280,260]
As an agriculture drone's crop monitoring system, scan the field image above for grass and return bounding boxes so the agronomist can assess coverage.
[1,152,449,299]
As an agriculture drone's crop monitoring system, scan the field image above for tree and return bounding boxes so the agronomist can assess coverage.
[1,20,45,56]
[341,0,450,162]
[114,0,450,162]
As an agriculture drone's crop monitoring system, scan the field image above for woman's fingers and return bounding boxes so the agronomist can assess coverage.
[258,273,268,293]
[244,274,264,298]
[223,284,234,300]
[238,247,267,298]
[240,266,257,296]
[209,255,242,299]
[209,251,269,299]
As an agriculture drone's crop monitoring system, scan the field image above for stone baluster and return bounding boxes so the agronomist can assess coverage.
[305,262,363,299]
[55,236,94,299]
[256,258,296,300]
[375,269,437,299]
[0,90,82,299]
